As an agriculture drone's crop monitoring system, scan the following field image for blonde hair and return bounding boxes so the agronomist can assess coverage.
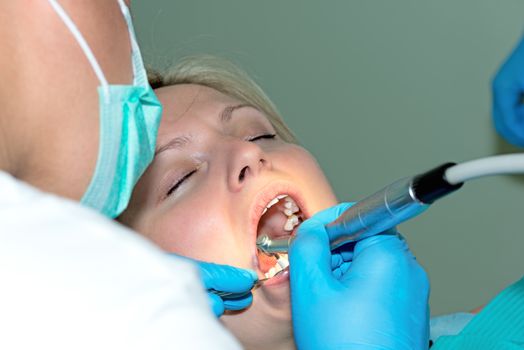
[149,55,298,144]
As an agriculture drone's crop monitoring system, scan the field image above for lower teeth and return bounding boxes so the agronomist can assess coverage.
[264,254,289,279]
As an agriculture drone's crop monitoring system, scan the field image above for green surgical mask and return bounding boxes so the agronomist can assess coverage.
[48,0,162,218]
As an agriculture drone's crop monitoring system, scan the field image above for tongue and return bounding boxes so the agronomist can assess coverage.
[257,252,277,273]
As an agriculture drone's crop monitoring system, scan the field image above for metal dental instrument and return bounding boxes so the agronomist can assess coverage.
[257,154,524,255]
[208,269,287,298]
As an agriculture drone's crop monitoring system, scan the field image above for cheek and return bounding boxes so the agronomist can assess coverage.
[143,182,254,267]
[276,145,338,211]
[146,198,235,263]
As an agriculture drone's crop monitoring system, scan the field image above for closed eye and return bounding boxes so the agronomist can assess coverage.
[247,133,276,142]
[167,169,197,197]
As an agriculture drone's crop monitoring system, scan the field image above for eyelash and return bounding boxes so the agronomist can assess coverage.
[165,133,276,197]
[166,169,197,197]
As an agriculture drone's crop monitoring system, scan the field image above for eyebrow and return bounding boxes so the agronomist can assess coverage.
[219,103,252,123]
[155,135,193,156]
[155,103,254,156]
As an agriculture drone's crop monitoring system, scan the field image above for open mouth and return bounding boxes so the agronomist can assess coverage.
[255,194,305,279]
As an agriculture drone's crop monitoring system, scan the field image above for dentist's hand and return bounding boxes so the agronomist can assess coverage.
[493,32,524,147]
[289,203,430,350]
[169,255,257,317]
[197,261,257,317]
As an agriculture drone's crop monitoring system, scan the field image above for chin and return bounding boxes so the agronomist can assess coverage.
[221,288,294,350]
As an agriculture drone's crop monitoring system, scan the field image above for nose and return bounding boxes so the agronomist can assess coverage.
[226,140,270,192]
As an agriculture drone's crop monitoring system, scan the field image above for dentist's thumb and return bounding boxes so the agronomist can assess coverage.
[289,217,333,299]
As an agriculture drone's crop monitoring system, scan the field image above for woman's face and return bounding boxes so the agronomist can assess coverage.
[123,84,337,348]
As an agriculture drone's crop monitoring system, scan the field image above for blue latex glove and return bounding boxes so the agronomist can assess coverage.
[197,261,257,317]
[493,32,524,147]
[170,255,257,317]
[289,203,430,350]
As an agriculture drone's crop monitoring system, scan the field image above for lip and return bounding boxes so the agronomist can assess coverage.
[248,181,310,274]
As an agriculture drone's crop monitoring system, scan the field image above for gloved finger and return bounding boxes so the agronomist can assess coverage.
[332,261,352,279]
[345,234,424,288]
[330,240,355,277]
[223,293,253,311]
[331,231,401,277]
[353,233,430,307]
[331,241,356,263]
[289,217,333,289]
[353,233,408,259]
[289,201,354,281]
[330,249,354,269]
[207,292,225,317]
[198,261,257,293]
[167,255,256,316]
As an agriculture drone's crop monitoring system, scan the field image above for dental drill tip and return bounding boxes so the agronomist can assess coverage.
[256,234,272,255]
[256,234,269,247]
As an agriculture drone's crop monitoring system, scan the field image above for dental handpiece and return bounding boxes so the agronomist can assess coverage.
[256,162,464,254]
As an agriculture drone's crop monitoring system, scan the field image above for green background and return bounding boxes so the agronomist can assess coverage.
[133,1,524,316]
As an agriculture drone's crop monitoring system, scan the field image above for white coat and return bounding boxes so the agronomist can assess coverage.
[0,171,241,350]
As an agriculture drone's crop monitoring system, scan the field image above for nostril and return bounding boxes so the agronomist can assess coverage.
[239,166,248,182]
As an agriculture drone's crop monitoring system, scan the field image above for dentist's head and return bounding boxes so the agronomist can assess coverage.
[0,0,159,217]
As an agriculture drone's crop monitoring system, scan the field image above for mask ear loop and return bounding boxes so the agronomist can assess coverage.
[46,0,110,102]
[116,0,149,88]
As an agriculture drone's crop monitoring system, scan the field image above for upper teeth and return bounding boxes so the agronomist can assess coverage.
[284,214,299,231]
[262,194,287,215]
[283,197,300,231]
[283,199,300,216]
[262,195,301,232]
[261,194,288,215]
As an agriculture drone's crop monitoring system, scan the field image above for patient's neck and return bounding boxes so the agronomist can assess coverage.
[222,307,296,350]
[238,327,295,350]
[0,121,20,178]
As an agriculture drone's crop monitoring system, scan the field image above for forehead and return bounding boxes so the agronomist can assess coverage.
[155,84,242,124]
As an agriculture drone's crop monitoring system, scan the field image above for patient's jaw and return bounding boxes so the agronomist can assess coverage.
[122,84,337,350]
